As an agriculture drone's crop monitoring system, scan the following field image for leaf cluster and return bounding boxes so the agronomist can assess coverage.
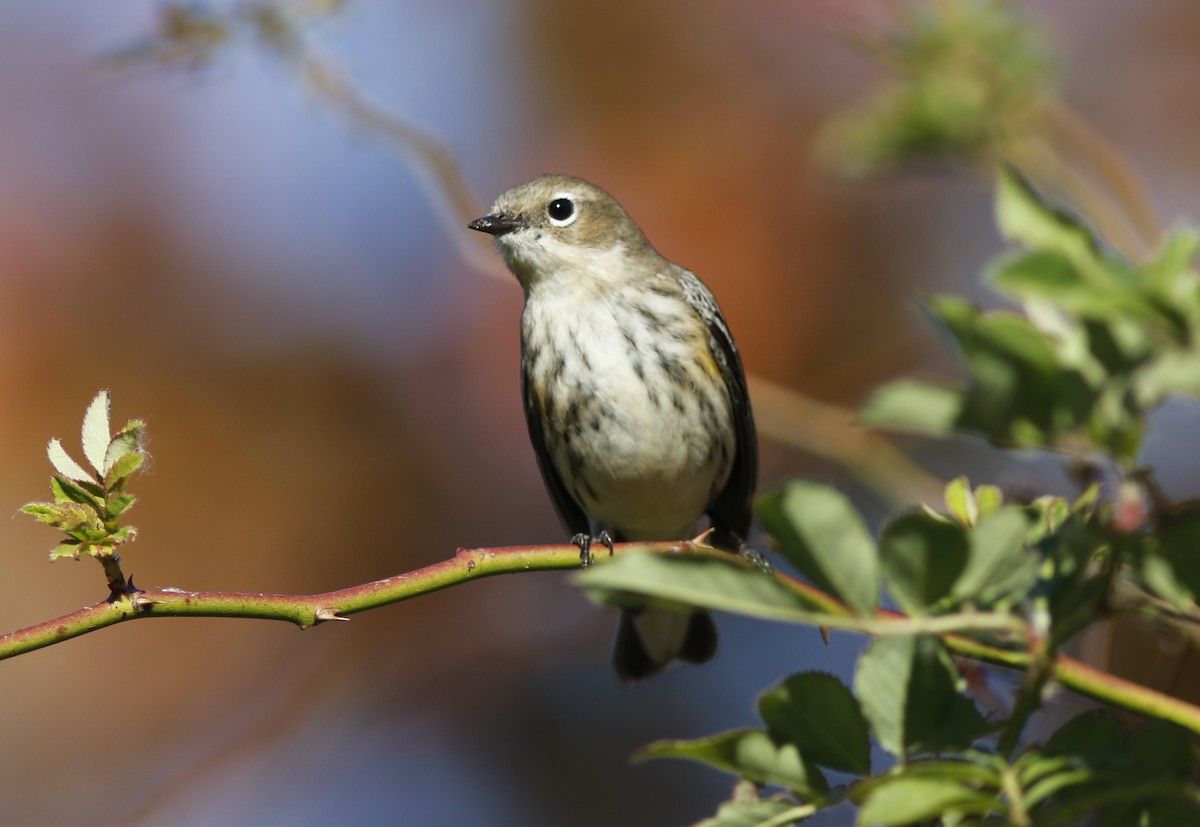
[581,476,1200,825]
[819,0,1053,176]
[578,161,1200,824]
[21,391,146,564]
[863,170,1200,468]
[850,710,1199,827]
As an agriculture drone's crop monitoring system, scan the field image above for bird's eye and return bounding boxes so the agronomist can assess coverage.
[547,197,577,227]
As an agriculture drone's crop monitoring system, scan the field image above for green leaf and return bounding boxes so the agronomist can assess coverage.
[576,552,814,622]
[1140,547,1195,610]
[21,502,70,525]
[935,299,1062,375]
[1144,226,1200,328]
[757,481,879,615]
[1133,350,1200,408]
[943,476,977,525]
[104,451,143,491]
[995,170,1113,288]
[21,500,97,533]
[951,506,1034,603]
[879,511,969,614]
[991,249,1135,316]
[638,729,827,796]
[46,438,92,482]
[1072,484,1101,514]
[102,420,145,477]
[50,475,103,512]
[104,493,138,521]
[1147,224,1200,287]
[975,485,1004,518]
[1018,757,1093,808]
[70,542,103,560]
[758,672,871,775]
[1023,495,1071,547]
[694,798,808,827]
[855,776,999,826]
[865,755,1001,788]
[1025,302,1110,389]
[856,637,913,757]
[1044,709,1123,758]
[1029,714,1200,824]
[49,540,83,560]
[1126,722,1197,779]
[929,296,1091,448]
[1140,506,1200,610]
[1085,316,1154,374]
[816,1,1052,177]
[81,390,111,474]
[858,379,963,435]
[855,636,986,757]
[106,526,137,545]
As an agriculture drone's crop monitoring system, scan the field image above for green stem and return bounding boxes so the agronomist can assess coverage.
[998,645,1055,760]
[791,609,1029,639]
[761,804,818,826]
[938,626,1200,735]
[999,764,1030,827]
[767,569,1200,737]
[951,635,1200,741]
[0,541,638,661]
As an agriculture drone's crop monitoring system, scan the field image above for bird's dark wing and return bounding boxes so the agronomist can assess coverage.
[520,340,590,537]
[680,271,758,547]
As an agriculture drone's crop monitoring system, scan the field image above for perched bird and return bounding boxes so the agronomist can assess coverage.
[468,174,757,681]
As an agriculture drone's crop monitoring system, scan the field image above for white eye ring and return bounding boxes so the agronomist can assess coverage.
[547,193,578,227]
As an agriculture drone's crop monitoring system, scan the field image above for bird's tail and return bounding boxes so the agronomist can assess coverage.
[612,607,718,682]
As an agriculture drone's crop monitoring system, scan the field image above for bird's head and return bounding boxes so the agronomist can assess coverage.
[468,174,657,291]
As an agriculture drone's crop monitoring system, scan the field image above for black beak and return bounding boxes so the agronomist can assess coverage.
[467,213,520,236]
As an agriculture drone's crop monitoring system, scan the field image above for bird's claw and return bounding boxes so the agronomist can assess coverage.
[739,545,773,573]
[572,531,615,567]
[571,533,592,567]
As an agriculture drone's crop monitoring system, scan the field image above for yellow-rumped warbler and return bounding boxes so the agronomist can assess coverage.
[468,174,757,681]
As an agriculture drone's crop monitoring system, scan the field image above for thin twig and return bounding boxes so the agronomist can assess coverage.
[0,540,592,660]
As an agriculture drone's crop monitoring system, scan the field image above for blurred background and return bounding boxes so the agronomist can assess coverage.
[1,1,1199,824]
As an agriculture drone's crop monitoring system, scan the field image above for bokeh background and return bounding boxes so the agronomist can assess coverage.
[1,1,1199,824]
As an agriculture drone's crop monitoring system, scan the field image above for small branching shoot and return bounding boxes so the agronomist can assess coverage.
[21,390,147,594]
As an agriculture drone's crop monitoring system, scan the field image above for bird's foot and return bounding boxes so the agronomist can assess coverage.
[738,545,773,573]
[572,531,615,567]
